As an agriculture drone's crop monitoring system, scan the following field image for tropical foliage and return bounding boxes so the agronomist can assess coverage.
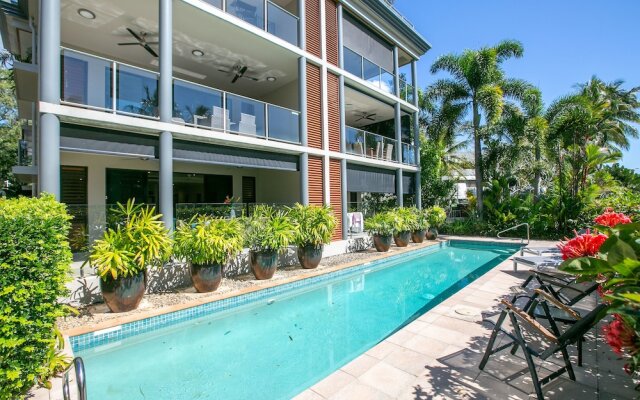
[364,211,395,236]
[390,207,416,233]
[89,199,172,279]
[426,206,447,229]
[243,205,296,253]
[288,204,337,248]
[173,216,243,265]
[0,195,73,399]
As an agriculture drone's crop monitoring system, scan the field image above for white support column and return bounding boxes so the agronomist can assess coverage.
[159,0,174,229]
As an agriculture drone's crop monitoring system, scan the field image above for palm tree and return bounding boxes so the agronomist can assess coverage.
[428,40,529,218]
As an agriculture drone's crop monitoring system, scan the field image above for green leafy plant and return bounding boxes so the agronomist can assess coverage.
[174,216,243,265]
[288,204,337,248]
[89,199,172,280]
[0,195,74,399]
[390,207,416,233]
[415,208,431,231]
[244,205,295,253]
[560,220,639,386]
[364,212,395,236]
[426,206,447,229]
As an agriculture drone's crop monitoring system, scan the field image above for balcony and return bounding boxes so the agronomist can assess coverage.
[399,77,415,104]
[345,127,416,166]
[203,0,299,46]
[60,48,301,144]
[344,47,395,96]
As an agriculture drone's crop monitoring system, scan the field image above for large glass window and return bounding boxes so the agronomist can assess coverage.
[344,47,362,77]
[173,80,223,127]
[268,105,300,142]
[228,0,264,28]
[267,1,299,46]
[116,66,159,117]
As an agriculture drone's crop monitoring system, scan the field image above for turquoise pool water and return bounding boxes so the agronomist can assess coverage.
[76,241,518,399]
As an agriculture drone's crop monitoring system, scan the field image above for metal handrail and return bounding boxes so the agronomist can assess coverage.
[497,223,530,245]
[63,357,87,400]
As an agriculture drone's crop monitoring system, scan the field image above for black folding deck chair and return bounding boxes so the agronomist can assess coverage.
[479,295,608,400]
[519,269,599,307]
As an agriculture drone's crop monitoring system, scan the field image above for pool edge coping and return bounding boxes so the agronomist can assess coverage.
[60,240,447,337]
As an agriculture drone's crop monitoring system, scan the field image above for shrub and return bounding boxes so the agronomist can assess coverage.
[244,205,295,253]
[364,212,395,236]
[426,206,447,229]
[288,204,337,248]
[415,208,430,231]
[173,216,243,265]
[390,207,416,233]
[0,195,73,399]
[89,200,172,280]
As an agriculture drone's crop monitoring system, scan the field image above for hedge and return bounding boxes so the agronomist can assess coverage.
[0,195,73,399]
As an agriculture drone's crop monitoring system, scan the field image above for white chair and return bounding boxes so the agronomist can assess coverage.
[238,113,257,135]
[354,142,364,155]
[212,106,230,131]
[385,144,394,161]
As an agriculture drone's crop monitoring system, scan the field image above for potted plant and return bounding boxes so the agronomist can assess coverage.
[426,206,447,240]
[411,208,430,243]
[289,204,337,269]
[391,207,414,247]
[365,211,394,252]
[244,205,295,279]
[89,200,172,313]
[173,216,243,292]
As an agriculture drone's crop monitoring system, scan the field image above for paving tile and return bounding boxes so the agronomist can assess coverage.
[328,381,391,400]
[382,346,436,376]
[310,370,355,398]
[386,328,416,347]
[403,319,430,334]
[340,354,378,377]
[358,362,415,397]
[292,389,325,400]
[415,324,476,346]
[366,341,404,360]
[403,334,453,359]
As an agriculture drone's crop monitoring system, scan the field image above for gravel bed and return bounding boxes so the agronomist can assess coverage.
[57,243,427,332]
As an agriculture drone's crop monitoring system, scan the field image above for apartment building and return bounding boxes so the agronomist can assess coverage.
[0,0,430,245]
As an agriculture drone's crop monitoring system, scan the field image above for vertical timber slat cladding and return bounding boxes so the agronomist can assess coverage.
[329,158,342,240]
[324,0,339,66]
[308,156,324,206]
[306,63,323,149]
[305,0,322,58]
[327,72,341,152]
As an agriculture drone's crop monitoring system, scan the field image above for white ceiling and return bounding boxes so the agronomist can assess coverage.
[345,86,394,128]
[59,0,299,101]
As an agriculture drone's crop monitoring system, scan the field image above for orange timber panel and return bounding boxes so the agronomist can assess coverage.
[308,156,324,206]
[329,158,342,240]
[306,63,323,149]
[325,0,339,66]
[305,0,322,58]
[327,72,341,152]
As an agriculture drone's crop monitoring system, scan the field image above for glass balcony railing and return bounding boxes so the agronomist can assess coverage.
[60,48,301,144]
[402,142,417,165]
[205,0,299,46]
[344,47,395,95]
[399,78,415,104]
[346,126,397,162]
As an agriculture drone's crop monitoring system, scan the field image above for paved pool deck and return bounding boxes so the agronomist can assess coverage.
[294,238,639,400]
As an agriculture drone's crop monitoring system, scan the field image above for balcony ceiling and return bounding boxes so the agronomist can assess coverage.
[60,0,298,100]
[345,86,395,128]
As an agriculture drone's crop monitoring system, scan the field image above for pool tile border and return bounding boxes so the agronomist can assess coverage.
[69,242,451,352]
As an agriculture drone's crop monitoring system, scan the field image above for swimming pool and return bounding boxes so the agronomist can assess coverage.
[72,240,519,399]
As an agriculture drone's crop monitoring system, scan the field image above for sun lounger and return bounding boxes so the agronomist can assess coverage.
[520,246,561,256]
[512,255,562,271]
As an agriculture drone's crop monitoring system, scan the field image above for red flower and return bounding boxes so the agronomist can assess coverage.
[557,229,607,260]
[594,208,632,227]
[603,314,638,357]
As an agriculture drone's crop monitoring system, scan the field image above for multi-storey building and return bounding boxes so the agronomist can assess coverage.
[0,0,429,245]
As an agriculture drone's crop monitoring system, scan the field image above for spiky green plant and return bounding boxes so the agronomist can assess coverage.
[244,205,295,253]
[391,207,417,233]
[288,204,337,248]
[173,216,243,265]
[364,212,395,236]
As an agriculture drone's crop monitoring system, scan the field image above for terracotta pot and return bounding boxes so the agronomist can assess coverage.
[393,231,411,247]
[411,230,426,243]
[373,234,392,252]
[100,271,145,313]
[297,244,324,269]
[190,262,223,293]
[426,228,439,240]
[250,249,279,280]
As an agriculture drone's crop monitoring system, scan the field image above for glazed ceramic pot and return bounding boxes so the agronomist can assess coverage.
[411,230,426,243]
[393,231,411,247]
[297,244,323,269]
[100,271,145,313]
[373,234,392,252]
[190,262,223,293]
[426,228,439,240]
[249,249,279,280]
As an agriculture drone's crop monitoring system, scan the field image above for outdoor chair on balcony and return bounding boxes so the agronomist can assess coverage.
[384,143,394,161]
[480,295,608,400]
[238,113,257,135]
[354,142,364,155]
[212,106,231,131]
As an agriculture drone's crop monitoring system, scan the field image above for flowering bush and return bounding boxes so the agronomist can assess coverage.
[560,211,639,387]
[557,229,607,260]
[594,207,633,227]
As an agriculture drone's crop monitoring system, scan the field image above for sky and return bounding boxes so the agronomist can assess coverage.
[393,0,640,170]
